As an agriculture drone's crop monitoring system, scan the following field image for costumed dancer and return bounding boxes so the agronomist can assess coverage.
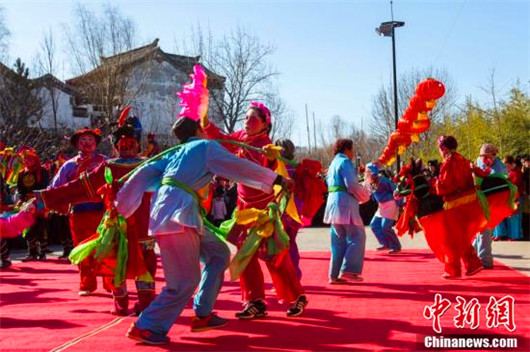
[365,163,402,254]
[35,122,157,316]
[50,151,74,259]
[142,132,161,158]
[501,155,524,241]
[48,128,107,295]
[201,102,307,318]
[427,160,440,178]
[523,155,530,239]
[0,200,37,239]
[121,114,293,344]
[1,170,14,268]
[432,136,484,279]
[275,138,303,279]
[324,139,371,284]
[473,143,508,268]
[16,147,49,262]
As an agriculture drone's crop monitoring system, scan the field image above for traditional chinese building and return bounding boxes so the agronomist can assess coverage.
[0,61,90,131]
[1,40,225,137]
[65,38,225,135]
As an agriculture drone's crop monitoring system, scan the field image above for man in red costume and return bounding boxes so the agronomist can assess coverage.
[36,125,156,315]
[46,128,107,295]
[432,136,483,279]
[201,102,307,318]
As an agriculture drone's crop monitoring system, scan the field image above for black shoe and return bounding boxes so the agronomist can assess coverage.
[58,248,72,259]
[286,295,308,317]
[235,300,267,320]
[0,260,12,268]
[38,253,46,261]
[21,255,39,262]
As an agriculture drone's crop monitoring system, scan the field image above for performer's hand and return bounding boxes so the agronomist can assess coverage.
[97,181,121,199]
[263,144,282,161]
[32,191,46,211]
[20,199,37,214]
[281,177,295,192]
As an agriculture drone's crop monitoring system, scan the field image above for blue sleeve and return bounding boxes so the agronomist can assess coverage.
[340,159,358,194]
[50,160,75,188]
[116,157,168,218]
[206,142,277,193]
[382,178,395,193]
[492,159,508,175]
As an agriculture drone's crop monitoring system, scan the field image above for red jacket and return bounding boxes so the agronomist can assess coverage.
[434,152,475,202]
[203,123,276,210]
[509,168,524,196]
[40,157,151,279]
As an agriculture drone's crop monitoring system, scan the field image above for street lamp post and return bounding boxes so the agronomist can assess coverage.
[376,20,405,173]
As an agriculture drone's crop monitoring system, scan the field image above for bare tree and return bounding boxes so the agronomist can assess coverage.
[369,67,458,164]
[330,115,345,140]
[0,59,51,153]
[0,4,10,63]
[35,27,61,132]
[265,88,294,141]
[370,67,457,141]
[478,68,504,154]
[63,3,150,127]
[64,3,137,75]
[0,59,44,127]
[176,24,279,132]
[310,114,383,167]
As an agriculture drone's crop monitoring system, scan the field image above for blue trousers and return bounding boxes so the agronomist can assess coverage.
[492,219,509,239]
[329,224,366,279]
[135,228,230,335]
[474,228,493,268]
[370,216,401,250]
[506,196,524,240]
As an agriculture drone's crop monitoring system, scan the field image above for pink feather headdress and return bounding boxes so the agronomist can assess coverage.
[249,101,271,124]
[176,64,209,121]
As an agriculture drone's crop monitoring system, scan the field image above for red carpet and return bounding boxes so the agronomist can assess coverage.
[1,250,529,351]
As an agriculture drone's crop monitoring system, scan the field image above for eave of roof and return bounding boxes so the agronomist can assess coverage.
[65,39,225,88]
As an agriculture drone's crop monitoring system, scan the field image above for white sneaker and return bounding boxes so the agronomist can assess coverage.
[78,290,93,296]
[339,272,364,282]
[329,278,348,285]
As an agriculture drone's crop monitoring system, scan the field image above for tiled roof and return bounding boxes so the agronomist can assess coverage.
[31,74,78,95]
[0,61,27,84]
[1,62,76,94]
[66,39,225,87]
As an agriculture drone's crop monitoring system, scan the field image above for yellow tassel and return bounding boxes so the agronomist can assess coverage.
[443,192,477,210]
[234,208,264,225]
[234,208,274,238]
[274,160,302,224]
[256,222,274,238]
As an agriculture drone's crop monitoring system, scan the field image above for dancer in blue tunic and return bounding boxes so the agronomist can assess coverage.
[120,117,290,344]
[324,139,370,284]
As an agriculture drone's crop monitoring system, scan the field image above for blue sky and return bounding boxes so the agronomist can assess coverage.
[2,0,529,146]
